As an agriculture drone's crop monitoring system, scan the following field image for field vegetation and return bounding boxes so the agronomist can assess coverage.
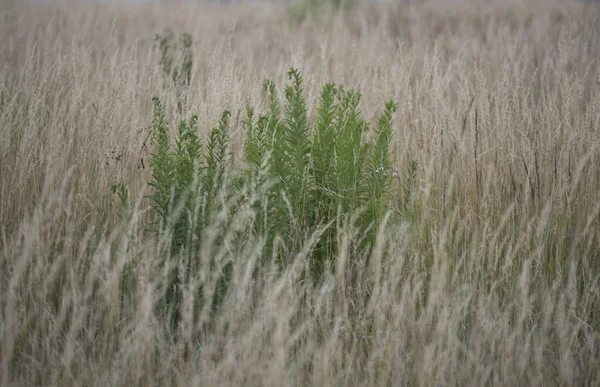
[1,0,600,385]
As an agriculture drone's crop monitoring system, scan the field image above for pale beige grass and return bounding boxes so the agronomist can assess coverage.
[1,0,599,385]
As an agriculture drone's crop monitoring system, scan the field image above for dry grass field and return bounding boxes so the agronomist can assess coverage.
[1,0,600,385]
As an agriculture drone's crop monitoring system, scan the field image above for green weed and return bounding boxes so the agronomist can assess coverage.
[289,0,354,24]
[116,68,419,330]
[155,31,193,87]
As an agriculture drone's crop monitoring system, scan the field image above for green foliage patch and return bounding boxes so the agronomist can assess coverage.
[155,31,193,87]
[289,0,355,24]
[114,68,418,330]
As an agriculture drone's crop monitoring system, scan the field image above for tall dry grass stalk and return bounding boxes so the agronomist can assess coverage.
[1,0,600,385]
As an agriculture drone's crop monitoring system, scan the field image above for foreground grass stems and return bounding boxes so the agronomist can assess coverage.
[0,0,599,385]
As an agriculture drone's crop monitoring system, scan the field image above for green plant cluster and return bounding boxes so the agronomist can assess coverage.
[244,70,402,273]
[289,0,355,24]
[116,68,418,330]
[155,31,193,87]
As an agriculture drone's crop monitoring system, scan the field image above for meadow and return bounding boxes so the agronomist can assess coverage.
[1,0,600,385]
